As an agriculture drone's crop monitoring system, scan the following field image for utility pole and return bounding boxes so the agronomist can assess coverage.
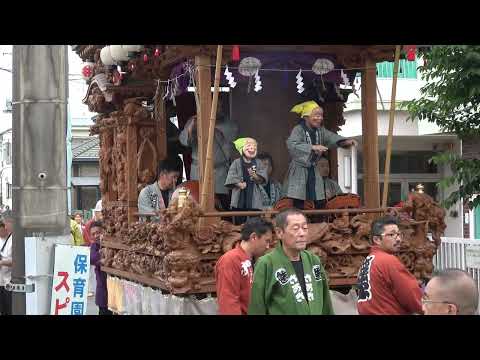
[11,46,69,314]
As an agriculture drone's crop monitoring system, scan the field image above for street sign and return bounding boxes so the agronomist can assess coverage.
[50,244,90,315]
[465,244,480,269]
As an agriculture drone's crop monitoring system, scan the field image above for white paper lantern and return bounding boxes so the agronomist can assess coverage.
[312,58,335,75]
[110,45,129,62]
[100,46,115,66]
[238,57,262,77]
[122,45,143,53]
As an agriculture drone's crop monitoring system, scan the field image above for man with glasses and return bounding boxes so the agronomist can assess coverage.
[422,269,478,315]
[356,216,422,315]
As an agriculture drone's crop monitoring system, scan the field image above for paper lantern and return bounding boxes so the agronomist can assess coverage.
[404,45,416,62]
[100,46,115,66]
[122,45,143,58]
[122,45,143,52]
[238,57,261,77]
[312,58,334,75]
[232,45,240,62]
[81,62,94,80]
[110,45,129,62]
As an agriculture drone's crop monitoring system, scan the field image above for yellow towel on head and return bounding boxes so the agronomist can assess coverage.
[291,101,321,118]
[233,137,256,156]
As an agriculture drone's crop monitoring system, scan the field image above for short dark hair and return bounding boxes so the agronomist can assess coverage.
[240,217,274,241]
[91,221,104,230]
[370,216,399,244]
[275,208,306,230]
[257,152,274,171]
[430,268,479,315]
[156,156,183,179]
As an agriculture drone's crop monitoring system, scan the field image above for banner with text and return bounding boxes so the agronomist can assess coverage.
[50,244,90,315]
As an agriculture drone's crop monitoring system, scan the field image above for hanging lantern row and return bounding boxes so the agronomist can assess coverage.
[99,45,165,67]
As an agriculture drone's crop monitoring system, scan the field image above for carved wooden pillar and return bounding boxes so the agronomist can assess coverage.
[127,119,138,224]
[361,56,380,209]
[104,127,116,202]
[195,55,215,213]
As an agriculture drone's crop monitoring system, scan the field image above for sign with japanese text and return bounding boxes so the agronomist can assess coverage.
[466,244,480,269]
[50,244,90,315]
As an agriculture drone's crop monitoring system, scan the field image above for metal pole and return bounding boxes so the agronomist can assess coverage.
[12,45,69,315]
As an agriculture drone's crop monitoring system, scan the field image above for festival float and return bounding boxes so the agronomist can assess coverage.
[72,45,446,313]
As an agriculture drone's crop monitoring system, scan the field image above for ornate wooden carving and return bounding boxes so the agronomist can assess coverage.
[99,191,445,294]
[102,198,240,294]
[137,127,158,194]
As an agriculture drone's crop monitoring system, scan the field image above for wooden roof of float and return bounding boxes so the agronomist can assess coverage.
[72,45,397,70]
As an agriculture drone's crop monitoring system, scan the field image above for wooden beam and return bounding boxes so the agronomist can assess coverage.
[361,56,380,209]
[195,55,212,203]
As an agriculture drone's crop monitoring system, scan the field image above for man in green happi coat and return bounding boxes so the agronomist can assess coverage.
[248,208,334,315]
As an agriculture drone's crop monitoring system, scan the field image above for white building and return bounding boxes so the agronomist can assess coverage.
[337,56,464,238]
[0,128,12,210]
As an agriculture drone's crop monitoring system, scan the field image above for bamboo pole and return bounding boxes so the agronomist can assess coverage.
[381,45,402,208]
[200,45,223,211]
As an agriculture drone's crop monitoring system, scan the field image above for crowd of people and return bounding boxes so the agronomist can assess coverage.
[132,97,479,315]
[137,100,352,224]
[215,211,479,315]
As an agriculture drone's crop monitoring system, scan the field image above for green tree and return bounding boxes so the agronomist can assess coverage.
[405,45,480,209]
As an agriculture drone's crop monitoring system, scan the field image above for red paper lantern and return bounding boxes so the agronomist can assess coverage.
[81,63,94,80]
[154,48,160,57]
[404,45,416,61]
[232,45,240,62]
[143,53,148,63]
[82,66,92,78]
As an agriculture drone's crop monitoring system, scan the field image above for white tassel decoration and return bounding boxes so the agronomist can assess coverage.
[296,69,304,94]
[254,69,262,92]
[224,65,237,88]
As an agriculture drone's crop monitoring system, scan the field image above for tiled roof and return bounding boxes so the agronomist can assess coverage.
[72,136,99,160]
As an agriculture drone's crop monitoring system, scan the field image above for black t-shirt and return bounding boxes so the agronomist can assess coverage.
[161,190,170,208]
[291,259,308,302]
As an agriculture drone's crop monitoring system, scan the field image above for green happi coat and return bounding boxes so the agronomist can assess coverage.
[248,243,334,315]
[284,124,346,201]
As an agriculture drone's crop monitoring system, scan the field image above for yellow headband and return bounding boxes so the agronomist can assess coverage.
[290,101,321,118]
[234,137,256,156]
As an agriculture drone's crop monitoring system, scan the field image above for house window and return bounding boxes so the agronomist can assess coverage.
[358,151,438,174]
[357,150,441,206]
[6,183,12,199]
[376,59,417,79]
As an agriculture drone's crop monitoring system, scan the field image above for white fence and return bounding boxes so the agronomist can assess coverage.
[433,237,480,295]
